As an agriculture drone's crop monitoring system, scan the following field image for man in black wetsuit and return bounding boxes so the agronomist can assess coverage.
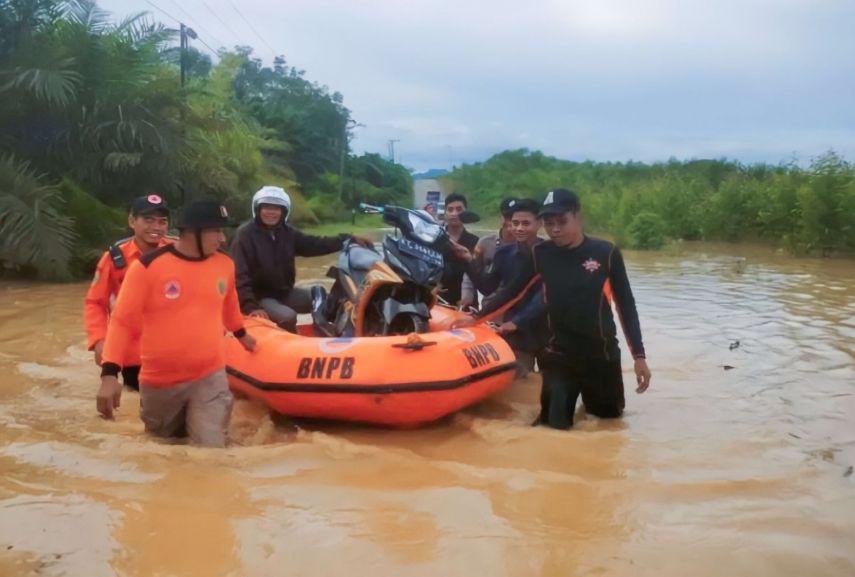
[456,188,651,429]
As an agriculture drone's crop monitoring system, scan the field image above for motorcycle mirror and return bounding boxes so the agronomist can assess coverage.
[460,210,481,224]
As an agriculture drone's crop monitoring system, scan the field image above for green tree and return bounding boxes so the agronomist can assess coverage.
[446,149,855,253]
[0,156,76,278]
[797,152,854,252]
[625,211,668,250]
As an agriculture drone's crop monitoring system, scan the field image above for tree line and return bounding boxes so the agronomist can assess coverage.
[444,149,854,254]
[0,0,411,279]
[3,2,851,279]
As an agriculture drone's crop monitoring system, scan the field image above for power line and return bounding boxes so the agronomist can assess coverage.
[201,0,243,49]
[142,0,219,57]
[227,0,278,57]
[169,0,226,49]
[143,0,181,25]
[193,34,219,57]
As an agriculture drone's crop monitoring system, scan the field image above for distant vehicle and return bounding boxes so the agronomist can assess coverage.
[422,190,445,219]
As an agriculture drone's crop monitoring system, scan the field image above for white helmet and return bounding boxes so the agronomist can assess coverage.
[251,186,292,222]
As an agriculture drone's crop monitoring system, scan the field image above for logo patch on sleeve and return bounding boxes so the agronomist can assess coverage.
[164,280,181,299]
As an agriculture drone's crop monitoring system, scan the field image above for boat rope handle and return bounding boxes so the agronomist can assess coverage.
[473,275,542,326]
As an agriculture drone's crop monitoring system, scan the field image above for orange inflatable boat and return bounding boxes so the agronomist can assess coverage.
[225,308,516,427]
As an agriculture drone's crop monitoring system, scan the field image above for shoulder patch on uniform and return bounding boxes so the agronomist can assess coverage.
[163,280,181,300]
[139,245,172,268]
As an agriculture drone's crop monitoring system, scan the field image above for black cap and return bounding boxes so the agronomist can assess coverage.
[539,188,581,217]
[510,198,540,216]
[131,194,169,216]
[176,200,236,230]
[499,197,518,218]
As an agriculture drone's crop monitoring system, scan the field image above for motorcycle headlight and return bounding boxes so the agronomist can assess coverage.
[408,213,442,244]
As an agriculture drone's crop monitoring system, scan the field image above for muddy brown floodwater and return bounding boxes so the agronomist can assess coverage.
[0,241,853,576]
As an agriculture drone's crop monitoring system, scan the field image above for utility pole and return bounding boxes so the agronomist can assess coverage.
[388,139,400,163]
[339,119,364,203]
[179,24,197,87]
[338,121,347,204]
[178,23,197,208]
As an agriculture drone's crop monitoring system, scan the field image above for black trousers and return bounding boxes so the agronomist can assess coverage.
[537,355,625,429]
[121,365,141,391]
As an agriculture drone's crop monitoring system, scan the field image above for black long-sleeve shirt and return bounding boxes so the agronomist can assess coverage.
[439,228,479,305]
[465,231,516,297]
[467,241,548,353]
[231,220,348,313]
[477,236,646,361]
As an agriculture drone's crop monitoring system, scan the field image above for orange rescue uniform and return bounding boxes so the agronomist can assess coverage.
[101,245,246,387]
[84,237,174,366]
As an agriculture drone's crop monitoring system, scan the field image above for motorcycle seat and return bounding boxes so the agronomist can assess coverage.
[348,246,382,270]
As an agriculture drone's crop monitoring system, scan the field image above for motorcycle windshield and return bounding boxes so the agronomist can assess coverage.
[382,206,444,246]
[406,212,442,244]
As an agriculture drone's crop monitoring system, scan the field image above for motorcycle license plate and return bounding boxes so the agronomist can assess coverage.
[398,238,443,265]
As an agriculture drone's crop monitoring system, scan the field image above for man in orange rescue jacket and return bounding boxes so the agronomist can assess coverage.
[84,194,173,390]
[96,200,256,447]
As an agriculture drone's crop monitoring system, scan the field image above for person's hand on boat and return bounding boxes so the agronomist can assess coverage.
[497,321,517,335]
[248,309,269,320]
[448,241,473,263]
[92,340,104,366]
[96,376,122,419]
[634,358,651,393]
[350,234,374,248]
[458,295,475,311]
[238,333,257,352]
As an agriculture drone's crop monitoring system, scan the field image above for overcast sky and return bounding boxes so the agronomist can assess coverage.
[98,0,855,171]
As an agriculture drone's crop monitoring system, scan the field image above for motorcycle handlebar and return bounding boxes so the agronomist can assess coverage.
[358,202,383,214]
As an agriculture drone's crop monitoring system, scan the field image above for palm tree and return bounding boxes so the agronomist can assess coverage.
[1,0,183,200]
[0,155,76,278]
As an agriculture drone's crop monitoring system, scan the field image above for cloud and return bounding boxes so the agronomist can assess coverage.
[99,0,855,169]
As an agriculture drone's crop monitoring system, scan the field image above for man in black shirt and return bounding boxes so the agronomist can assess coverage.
[460,197,518,309]
[440,193,479,307]
[232,186,372,332]
[456,188,651,429]
[534,188,650,428]
[465,198,547,378]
